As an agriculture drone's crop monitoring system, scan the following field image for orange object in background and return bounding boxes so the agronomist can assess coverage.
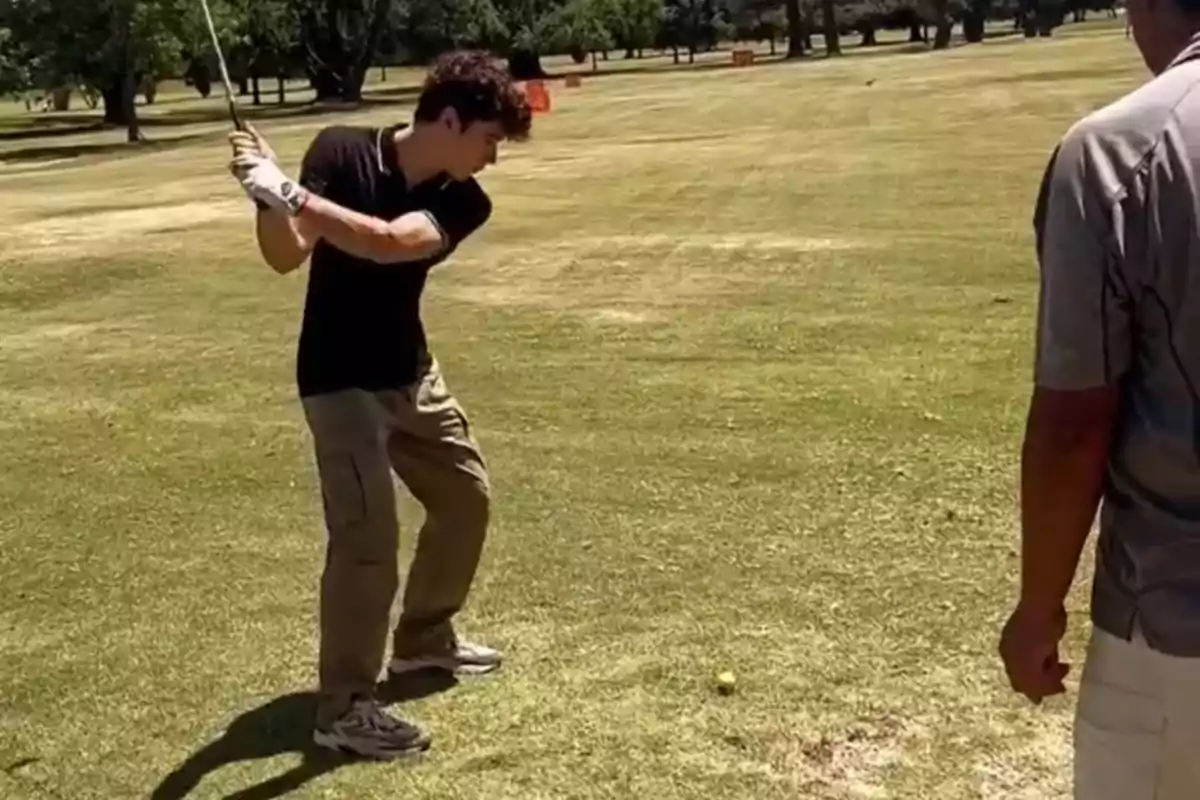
[522,80,551,113]
[732,49,755,67]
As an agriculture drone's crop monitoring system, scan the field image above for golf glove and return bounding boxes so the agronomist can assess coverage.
[228,125,278,164]
[230,153,307,216]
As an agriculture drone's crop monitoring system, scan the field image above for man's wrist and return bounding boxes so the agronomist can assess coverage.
[1016,584,1067,615]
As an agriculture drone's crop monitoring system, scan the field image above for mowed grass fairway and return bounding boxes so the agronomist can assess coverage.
[0,23,1145,800]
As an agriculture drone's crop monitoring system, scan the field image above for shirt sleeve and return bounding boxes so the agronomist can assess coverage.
[1032,134,1132,391]
[298,128,342,198]
[422,179,493,255]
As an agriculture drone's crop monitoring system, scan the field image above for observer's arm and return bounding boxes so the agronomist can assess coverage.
[1016,136,1130,615]
[1019,386,1118,611]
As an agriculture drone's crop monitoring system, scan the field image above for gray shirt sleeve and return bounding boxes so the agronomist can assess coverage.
[1032,135,1132,391]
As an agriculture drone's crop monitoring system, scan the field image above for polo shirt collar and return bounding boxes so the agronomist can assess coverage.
[375,124,407,179]
[1167,32,1200,71]
[374,123,450,189]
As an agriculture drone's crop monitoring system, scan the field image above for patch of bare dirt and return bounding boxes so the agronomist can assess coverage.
[441,232,868,313]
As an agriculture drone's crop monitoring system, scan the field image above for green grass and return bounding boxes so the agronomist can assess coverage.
[0,21,1143,799]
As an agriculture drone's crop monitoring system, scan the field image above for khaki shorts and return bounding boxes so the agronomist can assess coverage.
[1075,626,1200,799]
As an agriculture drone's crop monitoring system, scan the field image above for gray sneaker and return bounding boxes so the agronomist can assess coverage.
[388,638,502,677]
[312,699,431,760]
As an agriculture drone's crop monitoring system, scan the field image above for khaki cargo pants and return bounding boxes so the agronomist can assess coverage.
[1074,625,1200,799]
[301,360,490,726]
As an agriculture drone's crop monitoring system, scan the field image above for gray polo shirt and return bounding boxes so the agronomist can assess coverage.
[1034,35,1200,657]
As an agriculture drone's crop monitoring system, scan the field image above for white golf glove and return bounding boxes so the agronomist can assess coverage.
[229,153,308,216]
[228,125,278,164]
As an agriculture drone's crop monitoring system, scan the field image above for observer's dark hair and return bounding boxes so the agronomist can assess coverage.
[414,50,532,141]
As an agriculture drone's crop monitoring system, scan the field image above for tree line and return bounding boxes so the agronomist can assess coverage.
[0,0,1119,142]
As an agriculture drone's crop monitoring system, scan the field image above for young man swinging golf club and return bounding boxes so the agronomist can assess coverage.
[226,51,532,759]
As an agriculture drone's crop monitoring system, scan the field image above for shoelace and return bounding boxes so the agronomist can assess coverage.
[352,701,411,734]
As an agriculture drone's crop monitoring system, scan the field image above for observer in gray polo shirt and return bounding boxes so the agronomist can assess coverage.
[999,8,1200,799]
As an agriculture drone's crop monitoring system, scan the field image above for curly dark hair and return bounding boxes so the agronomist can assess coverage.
[414,50,532,142]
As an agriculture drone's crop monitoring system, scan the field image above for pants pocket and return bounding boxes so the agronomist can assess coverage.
[316,451,368,531]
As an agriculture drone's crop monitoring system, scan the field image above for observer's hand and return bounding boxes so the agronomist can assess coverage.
[229,153,308,216]
[999,601,1070,705]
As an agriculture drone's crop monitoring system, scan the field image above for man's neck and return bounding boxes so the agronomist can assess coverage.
[1159,27,1200,74]
[392,124,444,187]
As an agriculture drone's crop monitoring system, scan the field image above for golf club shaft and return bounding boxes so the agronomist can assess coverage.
[198,0,244,131]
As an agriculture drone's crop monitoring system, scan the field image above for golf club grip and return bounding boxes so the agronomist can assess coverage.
[229,100,245,131]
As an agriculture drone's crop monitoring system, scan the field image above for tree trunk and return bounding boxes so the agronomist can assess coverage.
[252,73,261,105]
[909,22,925,42]
[277,75,286,104]
[672,45,680,64]
[122,69,139,143]
[625,47,635,58]
[381,65,387,81]
[309,68,344,101]
[821,0,840,55]
[688,44,695,64]
[302,0,392,102]
[933,21,953,48]
[237,75,249,96]
[933,0,953,49]
[591,50,598,72]
[861,24,877,46]
[786,0,805,57]
[102,83,126,125]
[601,50,608,60]
[963,10,986,41]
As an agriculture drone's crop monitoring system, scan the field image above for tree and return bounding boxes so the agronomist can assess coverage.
[660,0,729,63]
[544,0,614,70]
[728,0,792,57]
[294,0,394,102]
[820,0,840,55]
[608,0,661,58]
[1,0,231,142]
[962,0,990,41]
[393,0,509,63]
[0,24,31,98]
[495,0,569,79]
[229,0,300,105]
[784,0,805,57]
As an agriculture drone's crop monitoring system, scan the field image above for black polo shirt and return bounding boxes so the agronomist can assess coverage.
[293,124,491,397]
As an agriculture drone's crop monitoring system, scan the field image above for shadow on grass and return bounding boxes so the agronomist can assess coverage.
[0,88,422,144]
[150,670,457,800]
[0,132,212,166]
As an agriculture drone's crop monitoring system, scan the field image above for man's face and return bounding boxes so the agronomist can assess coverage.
[439,108,504,181]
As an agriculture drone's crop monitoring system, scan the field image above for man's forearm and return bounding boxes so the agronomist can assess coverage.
[296,191,445,265]
[1018,388,1118,610]
[256,209,313,274]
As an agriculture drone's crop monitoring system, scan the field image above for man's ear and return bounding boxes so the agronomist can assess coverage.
[438,106,463,135]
